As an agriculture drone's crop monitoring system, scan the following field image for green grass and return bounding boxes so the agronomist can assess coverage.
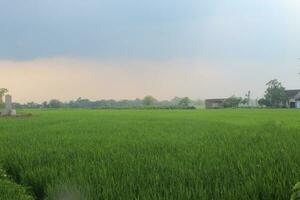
[0,109,300,200]
[0,168,33,200]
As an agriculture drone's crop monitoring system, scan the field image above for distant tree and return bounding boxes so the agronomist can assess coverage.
[178,97,191,107]
[224,96,242,108]
[192,99,204,108]
[48,99,63,108]
[0,88,8,107]
[26,102,41,108]
[241,91,251,106]
[263,79,287,108]
[258,98,268,107]
[170,97,182,105]
[241,98,248,105]
[42,101,48,108]
[13,102,24,109]
[142,96,157,106]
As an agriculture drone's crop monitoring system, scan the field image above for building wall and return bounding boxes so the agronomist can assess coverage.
[296,101,300,109]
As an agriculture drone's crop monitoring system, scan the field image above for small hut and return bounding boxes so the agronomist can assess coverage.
[285,90,300,108]
[205,98,226,109]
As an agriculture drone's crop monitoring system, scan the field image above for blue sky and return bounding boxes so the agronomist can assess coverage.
[0,0,299,102]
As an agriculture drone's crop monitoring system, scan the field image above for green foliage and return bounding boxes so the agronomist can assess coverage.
[241,98,248,105]
[178,97,191,107]
[0,180,34,200]
[0,88,8,109]
[0,168,33,200]
[242,91,251,106]
[1,109,300,199]
[48,99,63,108]
[260,79,287,108]
[0,88,8,98]
[223,96,242,108]
[291,182,300,200]
[142,95,157,106]
[258,98,267,107]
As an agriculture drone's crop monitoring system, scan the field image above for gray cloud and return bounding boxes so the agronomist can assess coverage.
[0,0,299,62]
[0,1,299,101]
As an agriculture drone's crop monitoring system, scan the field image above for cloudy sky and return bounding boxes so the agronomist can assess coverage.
[0,0,299,102]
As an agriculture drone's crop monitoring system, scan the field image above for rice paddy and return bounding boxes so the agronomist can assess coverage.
[0,109,300,200]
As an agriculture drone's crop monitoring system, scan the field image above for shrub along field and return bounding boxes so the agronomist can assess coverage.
[0,109,300,200]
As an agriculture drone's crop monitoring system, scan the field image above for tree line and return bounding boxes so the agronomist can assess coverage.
[217,79,290,108]
[0,78,292,109]
[10,96,204,109]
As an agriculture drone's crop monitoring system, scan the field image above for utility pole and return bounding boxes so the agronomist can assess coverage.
[298,58,300,75]
[246,90,251,106]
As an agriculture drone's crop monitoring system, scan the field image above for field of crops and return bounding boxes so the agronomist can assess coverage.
[0,109,300,200]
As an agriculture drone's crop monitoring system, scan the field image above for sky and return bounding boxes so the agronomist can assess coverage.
[0,0,299,103]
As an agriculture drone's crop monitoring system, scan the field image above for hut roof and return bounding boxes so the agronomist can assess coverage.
[285,90,300,99]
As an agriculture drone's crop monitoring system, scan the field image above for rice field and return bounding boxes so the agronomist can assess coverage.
[0,109,300,200]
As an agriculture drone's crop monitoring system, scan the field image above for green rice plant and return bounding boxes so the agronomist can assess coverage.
[291,182,300,200]
[0,109,300,200]
[0,168,33,200]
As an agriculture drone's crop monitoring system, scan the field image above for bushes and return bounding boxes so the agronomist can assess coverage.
[224,96,242,108]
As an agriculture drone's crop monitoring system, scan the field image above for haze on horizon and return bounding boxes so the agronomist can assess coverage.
[0,0,299,103]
